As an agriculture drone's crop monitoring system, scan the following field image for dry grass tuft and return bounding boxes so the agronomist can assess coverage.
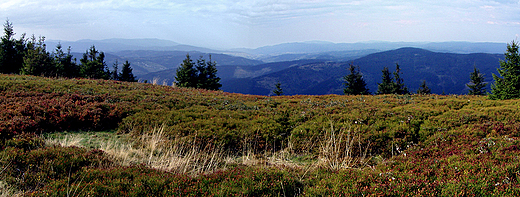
[44,126,230,176]
[44,134,83,147]
[0,181,21,197]
[132,126,228,174]
[43,121,370,177]
[0,156,21,197]
[152,77,159,85]
[318,121,369,170]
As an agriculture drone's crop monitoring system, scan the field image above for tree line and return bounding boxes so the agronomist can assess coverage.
[342,40,520,99]
[2,20,519,98]
[0,20,136,82]
[175,54,222,90]
[343,63,435,96]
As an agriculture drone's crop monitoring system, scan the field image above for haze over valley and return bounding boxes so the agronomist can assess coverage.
[46,38,506,95]
[3,1,520,196]
[3,0,518,95]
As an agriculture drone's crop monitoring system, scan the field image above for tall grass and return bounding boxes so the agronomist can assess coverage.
[44,134,84,147]
[318,121,369,170]
[134,126,228,174]
[0,156,20,197]
[0,181,21,197]
[44,122,371,176]
[44,126,230,176]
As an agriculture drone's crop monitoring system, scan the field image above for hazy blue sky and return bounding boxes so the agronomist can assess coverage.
[1,0,519,49]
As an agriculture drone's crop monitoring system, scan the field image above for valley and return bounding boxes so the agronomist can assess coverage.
[78,39,505,95]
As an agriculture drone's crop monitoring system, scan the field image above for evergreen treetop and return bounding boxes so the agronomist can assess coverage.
[490,41,520,100]
[175,54,197,88]
[376,63,409,95]
[111,60,119,80]
[120,60,136,82]
[175,54,221,90]
[53,44,78,78]
[343,64,370,95]
[0,20,136,81]
[0,19,26,74]
[273,82,283,96]
[393,63,409,94]
[79,46,110,79]
[467,66,487,95]
[376,67,394,94]
[21,35,53,77]
[417,80,431,95]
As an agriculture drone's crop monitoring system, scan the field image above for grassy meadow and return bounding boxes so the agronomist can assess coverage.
[1,74,520,196]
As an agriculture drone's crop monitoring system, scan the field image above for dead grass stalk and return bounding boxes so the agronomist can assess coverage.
[318,121,369,170]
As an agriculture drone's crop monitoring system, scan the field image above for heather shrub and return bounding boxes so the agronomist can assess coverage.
[30,165,303,197]
[0,144,111,193]
[0,91,130,140]
[4,75,520,196]
[2,133,44,151]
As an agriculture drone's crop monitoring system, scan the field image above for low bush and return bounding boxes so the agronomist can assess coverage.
[0,136,111,193]
[2,75,520,196]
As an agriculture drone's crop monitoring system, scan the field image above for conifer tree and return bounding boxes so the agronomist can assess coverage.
[21,35,53,76]
[119,60,136,82]
[273,81,283,96]
[111,60,119,80]
[467,66,486,95]
[0,20,26,74]
[376,67,394,94]
[490,41,520,100]
[175,54,197,88]
[417,80,431,95]
[344,64,370,95]
[200,55,221,90]
[53,44,78,78]
[175,54,221,90]
[393,63,409,94]
[79,45,109,79]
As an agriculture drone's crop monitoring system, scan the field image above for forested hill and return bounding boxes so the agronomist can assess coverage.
[221,47,504,95]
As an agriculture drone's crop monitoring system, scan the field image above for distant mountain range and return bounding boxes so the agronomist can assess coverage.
[222,48,503,95]
[47,38,218,53]
[54,38,508,95]
[233,41,506,56]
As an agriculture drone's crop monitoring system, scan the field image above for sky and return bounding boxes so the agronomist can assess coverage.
[1,0,519,49]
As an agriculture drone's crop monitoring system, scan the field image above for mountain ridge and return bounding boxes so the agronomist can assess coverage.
[55,38,508,96]
[221,47,504,95]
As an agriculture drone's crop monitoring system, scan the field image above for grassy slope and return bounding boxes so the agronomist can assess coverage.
[1,74,520,196]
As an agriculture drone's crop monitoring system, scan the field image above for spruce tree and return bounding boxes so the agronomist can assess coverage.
[343,64,370,95]
[417,80,431,95]
[53,44,78,78]
[467,66,486,95]
[175,54,197,88]
[79,45,109,79]
[21,35,53,76]
[119,60,136,82]
[111,60,119,80]
[393,63,409,94]
[0,20,26,74]
[175,54,221,90]
[195,56,207,88]
[273,82,283,96]
[376,67,394,94]
[200,55,221,90]
[490,41,520,100]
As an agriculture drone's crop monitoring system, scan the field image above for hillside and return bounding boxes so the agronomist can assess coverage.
[1,75,520,196]
[141,59,327,86]
[97,50,264,77]
[223,48,504,95]
[56,39,506,86]
[47,38,217,53]
[234,41,506,56]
